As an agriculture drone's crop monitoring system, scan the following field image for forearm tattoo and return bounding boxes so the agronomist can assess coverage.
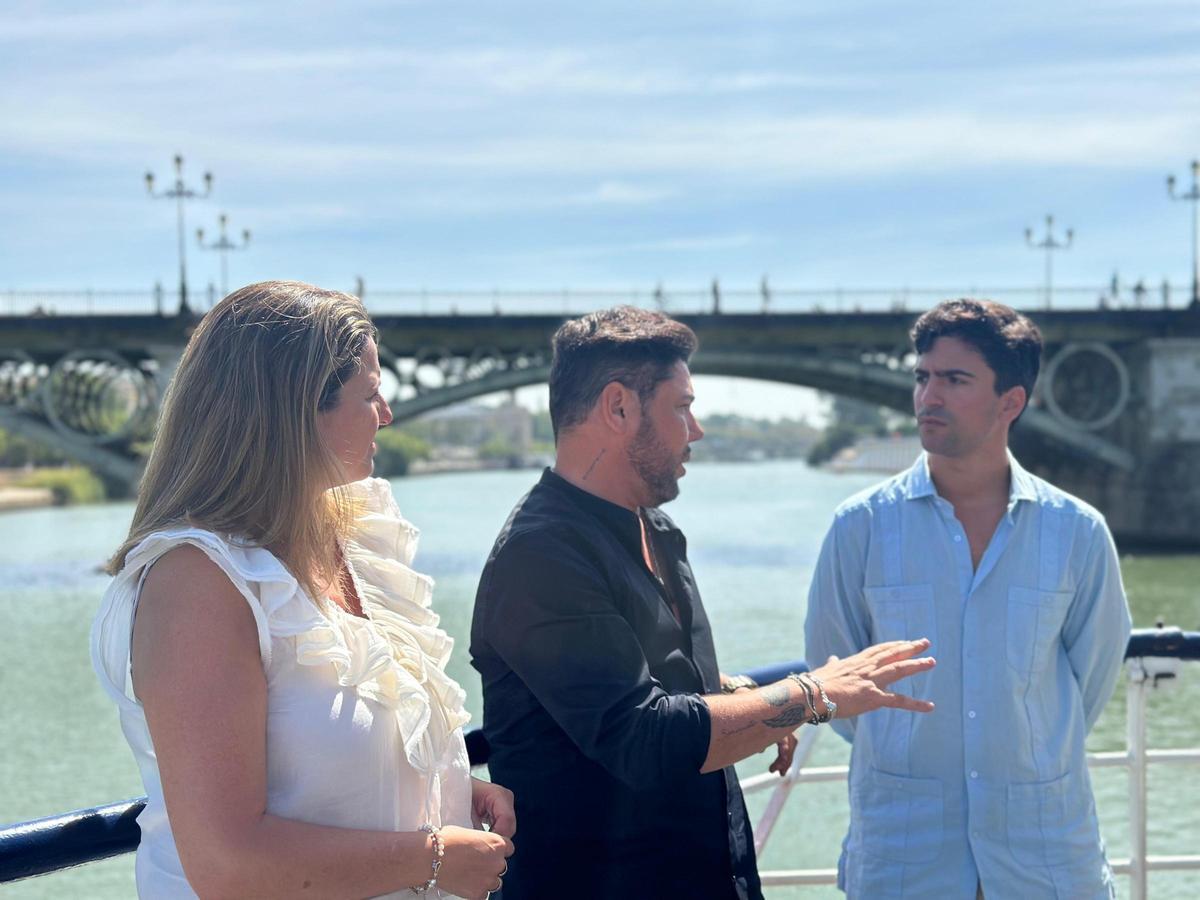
[760,681,808,728]
[762,706,811,729]
[761,682,790,707]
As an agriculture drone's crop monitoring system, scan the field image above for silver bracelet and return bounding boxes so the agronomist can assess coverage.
[410,824,444,895]
[785,672,819,725]
[807,673,838,723]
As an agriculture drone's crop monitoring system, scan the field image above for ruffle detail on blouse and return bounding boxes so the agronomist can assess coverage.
[278,477,470,774]
[106,478,470,777]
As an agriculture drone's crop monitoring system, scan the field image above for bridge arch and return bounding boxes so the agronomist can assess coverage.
[386,349,1133,471]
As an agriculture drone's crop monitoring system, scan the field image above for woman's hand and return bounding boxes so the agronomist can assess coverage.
[470,777,517,839]
[437,825,514,900]
[767,732,798,776]
[809,638,936,719]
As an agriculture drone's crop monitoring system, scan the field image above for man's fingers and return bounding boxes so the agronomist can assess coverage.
[871,655,937,685]
[880,691,935,713]
[866,638,932,664]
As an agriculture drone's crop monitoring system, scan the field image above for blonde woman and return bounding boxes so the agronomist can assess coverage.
[91,282,513,899]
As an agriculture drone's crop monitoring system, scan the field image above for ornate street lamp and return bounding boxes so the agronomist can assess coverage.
[1166,159,1200,308]
[197,213,251,300]
[145,154,212,314]
[1025,214,1073,310]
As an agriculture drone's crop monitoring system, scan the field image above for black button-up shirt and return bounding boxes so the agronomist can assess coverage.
[470,469,762,900]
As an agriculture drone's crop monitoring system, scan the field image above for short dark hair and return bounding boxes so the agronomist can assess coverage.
[910,298,1043,413]
[549,306,698,440]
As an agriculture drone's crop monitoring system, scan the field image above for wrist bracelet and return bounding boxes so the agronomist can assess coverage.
[410,824,444,895]
[807,673,838,723]
[785,672,819,725]
[722,674,758,694]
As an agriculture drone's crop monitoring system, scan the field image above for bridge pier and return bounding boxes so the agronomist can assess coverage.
[1013,337,1200,549]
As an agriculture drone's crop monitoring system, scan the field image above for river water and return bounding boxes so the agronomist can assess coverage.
[1,461,1196,898]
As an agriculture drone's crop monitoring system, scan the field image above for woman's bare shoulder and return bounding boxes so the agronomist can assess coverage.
[136,542,254,634]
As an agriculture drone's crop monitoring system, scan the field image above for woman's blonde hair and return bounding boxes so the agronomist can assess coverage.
[108,280,378,599]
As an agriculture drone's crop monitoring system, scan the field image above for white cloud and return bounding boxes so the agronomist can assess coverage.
[572,181,672,205]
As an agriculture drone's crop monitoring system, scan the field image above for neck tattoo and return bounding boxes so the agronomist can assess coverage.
[581,448,606,481]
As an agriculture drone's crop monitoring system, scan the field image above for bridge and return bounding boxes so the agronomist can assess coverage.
[0,301,1197,548]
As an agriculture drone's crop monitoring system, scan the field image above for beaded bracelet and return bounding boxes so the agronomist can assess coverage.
[410,824,444,895]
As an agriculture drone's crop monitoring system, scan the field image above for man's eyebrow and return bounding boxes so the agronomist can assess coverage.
[912,366,977,379]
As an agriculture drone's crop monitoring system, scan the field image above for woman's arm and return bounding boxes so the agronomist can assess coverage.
[133,545,511,900]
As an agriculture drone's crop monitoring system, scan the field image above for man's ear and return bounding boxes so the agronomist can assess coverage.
[1000,385,1027,424]
[598,381,635,434]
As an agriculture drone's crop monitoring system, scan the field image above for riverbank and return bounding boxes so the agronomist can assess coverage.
[0,485,54,511]
[0,466,105,510]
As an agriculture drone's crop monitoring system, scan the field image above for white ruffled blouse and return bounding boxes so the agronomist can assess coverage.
[91,478,472,899]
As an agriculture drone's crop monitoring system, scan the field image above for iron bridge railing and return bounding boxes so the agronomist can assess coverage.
[0,626,1196,897]
[1,282,1192,316]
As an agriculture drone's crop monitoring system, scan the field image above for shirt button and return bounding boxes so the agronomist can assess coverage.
[968,710,977,719]
[954,535,963,542]
[970,770,979,779]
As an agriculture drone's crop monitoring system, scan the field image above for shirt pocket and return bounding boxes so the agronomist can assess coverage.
[1007,769,1103,869]
[863,584,935,697]
[850,767,944,863]
[1006,587,1073,676]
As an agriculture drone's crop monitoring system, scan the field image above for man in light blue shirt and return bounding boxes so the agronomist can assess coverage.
[805,299,1131,899]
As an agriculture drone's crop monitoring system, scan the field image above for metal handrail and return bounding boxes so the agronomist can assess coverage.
[743,626,1200,900]
[0,728,491,883]
[1,629,1196,890]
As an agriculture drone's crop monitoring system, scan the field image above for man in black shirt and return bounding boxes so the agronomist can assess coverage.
[470,307,936,900]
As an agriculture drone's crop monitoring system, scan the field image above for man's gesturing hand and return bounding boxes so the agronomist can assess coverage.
[809,639,936,720]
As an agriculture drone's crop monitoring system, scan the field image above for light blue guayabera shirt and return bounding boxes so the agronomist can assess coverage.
[804,452,1131,899]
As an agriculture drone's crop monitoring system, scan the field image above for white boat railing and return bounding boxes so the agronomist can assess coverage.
[740,652,1200,899]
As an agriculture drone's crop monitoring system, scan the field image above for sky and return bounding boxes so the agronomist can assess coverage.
[3,1,1199,420]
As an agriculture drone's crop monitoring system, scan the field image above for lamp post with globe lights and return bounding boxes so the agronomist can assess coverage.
[1025,214,1073,310]
[1166,159,1200,308]
[197,213,251,301]
[145,154,212,314]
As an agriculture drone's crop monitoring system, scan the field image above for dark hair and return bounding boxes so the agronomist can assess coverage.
[910,298,1043,414]
[549,306,698,439]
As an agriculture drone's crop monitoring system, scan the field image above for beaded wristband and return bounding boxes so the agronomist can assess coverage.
[410,824,444,895]
[806,673,838,723]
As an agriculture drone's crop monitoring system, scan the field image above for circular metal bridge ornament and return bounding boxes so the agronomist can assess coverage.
[0,350,40,411]
[38,349,158,445]
[1042,342,1130,432]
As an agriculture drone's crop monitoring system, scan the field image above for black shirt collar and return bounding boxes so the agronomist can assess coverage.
[539,468,677,558]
